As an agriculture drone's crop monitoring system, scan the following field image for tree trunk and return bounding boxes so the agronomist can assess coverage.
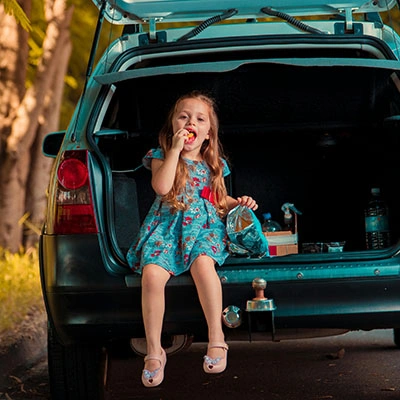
[24,21,73,248]
[0,1,30,251]
[0,0,73,252]
[0,0,30,121]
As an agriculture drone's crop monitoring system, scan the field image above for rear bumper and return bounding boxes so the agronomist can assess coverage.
[39,234,207,344]
[40,234,400,345]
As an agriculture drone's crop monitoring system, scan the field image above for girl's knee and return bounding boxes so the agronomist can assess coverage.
[190,256,217,277]
[142,264,170,289]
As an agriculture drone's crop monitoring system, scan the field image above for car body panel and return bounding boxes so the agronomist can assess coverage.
[40,234,400,345]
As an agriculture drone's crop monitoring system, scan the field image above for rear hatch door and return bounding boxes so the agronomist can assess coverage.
[91,0,398,25]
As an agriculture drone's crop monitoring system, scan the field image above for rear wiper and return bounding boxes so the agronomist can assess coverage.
[177,9,238,41]
[261,7,325,34]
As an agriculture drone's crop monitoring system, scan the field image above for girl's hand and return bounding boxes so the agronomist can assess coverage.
[171,128,189,152]
[237,196,258,211]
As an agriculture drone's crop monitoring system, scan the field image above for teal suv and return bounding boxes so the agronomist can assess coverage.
[40,1,400,398]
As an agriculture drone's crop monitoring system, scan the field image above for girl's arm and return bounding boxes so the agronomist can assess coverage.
[150,149,181,195]
[151,128,189,195]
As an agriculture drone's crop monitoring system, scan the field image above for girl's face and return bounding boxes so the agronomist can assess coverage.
[172,97,211,156]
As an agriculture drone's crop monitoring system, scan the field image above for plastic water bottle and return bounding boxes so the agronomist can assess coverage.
[365,188,391,249]
[262,212,282,232]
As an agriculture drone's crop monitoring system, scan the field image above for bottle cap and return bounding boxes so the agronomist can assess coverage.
[263,212,272,220]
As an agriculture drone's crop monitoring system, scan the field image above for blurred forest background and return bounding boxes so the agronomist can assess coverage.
[0,0,123,335]
[0,0,399,253]
[0,0,122,253]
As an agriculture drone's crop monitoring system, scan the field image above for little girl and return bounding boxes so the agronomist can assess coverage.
[127,90,258,387]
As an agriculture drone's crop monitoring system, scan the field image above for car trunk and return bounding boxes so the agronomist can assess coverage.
[94,60,400,260]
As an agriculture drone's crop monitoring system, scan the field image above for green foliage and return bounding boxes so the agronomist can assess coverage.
[26,0,48,87]
[382,7,400,33]
[1,0,31,31]
[61,0,123,128]
[0,248,43,334]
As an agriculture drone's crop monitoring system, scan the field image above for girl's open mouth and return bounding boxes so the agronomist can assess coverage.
[185,129,196,144]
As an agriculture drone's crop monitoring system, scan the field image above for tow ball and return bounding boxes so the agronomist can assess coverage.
[246,277,276,312]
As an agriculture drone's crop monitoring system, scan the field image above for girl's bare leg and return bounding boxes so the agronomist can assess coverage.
[141,263,171,371]
[190,255,226,360]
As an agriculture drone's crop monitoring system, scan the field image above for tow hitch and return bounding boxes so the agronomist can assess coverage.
[222,278,276,341]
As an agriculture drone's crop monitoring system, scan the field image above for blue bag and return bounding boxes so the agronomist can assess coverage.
[226,205,269,258]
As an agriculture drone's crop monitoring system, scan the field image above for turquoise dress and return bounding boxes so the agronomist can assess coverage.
[127,148,231,276]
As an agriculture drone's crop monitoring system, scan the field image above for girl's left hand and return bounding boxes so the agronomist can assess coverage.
[237,196,258,211]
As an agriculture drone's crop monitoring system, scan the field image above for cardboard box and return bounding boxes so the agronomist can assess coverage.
[264,231,298,256]
[264,212,299,256]
[270,244,298,256]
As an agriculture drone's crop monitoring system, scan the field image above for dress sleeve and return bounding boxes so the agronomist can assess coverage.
[222,158,231,178]
[142,148,164,170]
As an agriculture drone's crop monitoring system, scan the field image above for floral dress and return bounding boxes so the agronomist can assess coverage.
[126,148,231,276]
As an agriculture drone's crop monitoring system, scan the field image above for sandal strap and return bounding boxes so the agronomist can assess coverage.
[144,355,162,362]
[144,351,165,367]
[207,342,229,351]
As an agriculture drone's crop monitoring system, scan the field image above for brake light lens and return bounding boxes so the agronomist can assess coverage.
[57,158,88,190]
[53,150,98,234]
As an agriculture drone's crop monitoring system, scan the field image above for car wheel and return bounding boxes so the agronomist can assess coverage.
[47,322,107,400]
[130,333,193,356]
[393,328,400,348]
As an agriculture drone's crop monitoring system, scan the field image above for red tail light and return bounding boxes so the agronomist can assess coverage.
[53,150,98,234]
[57,158,88,190]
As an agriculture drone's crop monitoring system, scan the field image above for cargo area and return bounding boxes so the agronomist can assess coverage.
[95,62,400,257]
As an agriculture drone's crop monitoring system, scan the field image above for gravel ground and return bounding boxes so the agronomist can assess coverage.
[0,305,47,390]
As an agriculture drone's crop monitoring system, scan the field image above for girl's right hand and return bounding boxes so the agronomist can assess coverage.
[171,128,189,152]
[237,196,259,211]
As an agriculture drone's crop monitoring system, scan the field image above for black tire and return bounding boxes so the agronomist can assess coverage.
[394,328,400,348]
[47,322,107,400]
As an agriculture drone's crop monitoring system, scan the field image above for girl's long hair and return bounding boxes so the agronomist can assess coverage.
[158,91,229,217]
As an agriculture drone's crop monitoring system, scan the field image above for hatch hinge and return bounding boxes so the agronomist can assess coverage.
[337,7,356,33]
[334,7,364,35]
[345,7,354,32]
[149,18,157,42]
[139,18,167,45]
